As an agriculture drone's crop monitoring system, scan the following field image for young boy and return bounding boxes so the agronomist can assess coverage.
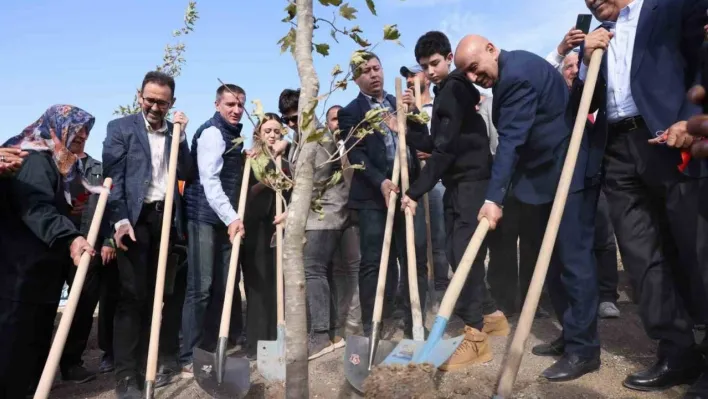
[401,31,508,372]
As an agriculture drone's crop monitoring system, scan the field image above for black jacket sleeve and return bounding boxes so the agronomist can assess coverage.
[12,152,81,249]
[407,80,469,200]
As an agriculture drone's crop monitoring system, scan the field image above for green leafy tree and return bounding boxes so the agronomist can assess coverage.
[268,1,407,397]
[114,1,199,116]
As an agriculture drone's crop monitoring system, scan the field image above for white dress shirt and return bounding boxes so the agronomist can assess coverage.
[579,0,642,123]
[196,126,239,226]
[545,50,566,73]
[115,114,186,230]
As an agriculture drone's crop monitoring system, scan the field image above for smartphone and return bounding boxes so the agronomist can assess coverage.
[576,14,593,34]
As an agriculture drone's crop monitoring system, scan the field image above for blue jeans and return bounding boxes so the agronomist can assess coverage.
[180,221,242,365]
[428,181,450,290]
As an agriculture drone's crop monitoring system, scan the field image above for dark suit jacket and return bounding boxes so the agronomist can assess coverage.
[489,50,571,205]
[0,152,78,303]
[582,0,708,178]
[102,113,194,239]
[339,92,421,209]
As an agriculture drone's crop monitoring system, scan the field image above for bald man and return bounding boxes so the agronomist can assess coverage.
[454,35,602,382]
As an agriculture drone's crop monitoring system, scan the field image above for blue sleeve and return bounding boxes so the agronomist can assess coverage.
[102,119,129,226]
[486,78,538,204]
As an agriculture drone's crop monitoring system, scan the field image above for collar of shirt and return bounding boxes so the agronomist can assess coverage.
[361,91,391,107]
[142,112,168,134]
[601,0,642,27]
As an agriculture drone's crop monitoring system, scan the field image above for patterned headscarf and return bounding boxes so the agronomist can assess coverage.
[4,104,95,179]
[3,105,100,201]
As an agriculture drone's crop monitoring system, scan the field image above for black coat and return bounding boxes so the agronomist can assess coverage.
[0,151,81,304]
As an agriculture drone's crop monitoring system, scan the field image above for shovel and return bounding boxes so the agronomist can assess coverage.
[382,218,490,368]
[33,178,112,399]
[141,122,184,399]
[344,134,402,393]
[257,155,286,383]
[394,77,426,342]
[194,157,252,399]
[413,76,439,317]
[493,48,605,399]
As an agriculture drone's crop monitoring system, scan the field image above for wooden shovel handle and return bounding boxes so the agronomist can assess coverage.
[437,218,489,318]
[495,48,605,397]
[145,123,183,382]
[412,76,436,289]
[275,156,285,325]
[34,178,112,399]
[372,151,401,323]
[218,158,252,338]
[395,77,424,334]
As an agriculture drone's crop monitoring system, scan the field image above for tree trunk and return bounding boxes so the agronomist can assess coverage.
[283,0,319,397]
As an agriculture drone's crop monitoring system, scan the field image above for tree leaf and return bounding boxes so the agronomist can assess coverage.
[301,99,319,133]
[365,0,377,15]
[318,0,343,5]
[225,137,245,154]
[331,64,342,76]
[315,43,330,57]
[350,25,363,33]
[383,24,401,41]
[335,79,348,90]
[330,29,337,41]
[339,3,358,20]
[348,163,366,170]
[252,99,266,123]
[282,2,297,22]
[349,33,371,48]
[277,28,297,53]
[407,111,430,125]
[326,170,343,188]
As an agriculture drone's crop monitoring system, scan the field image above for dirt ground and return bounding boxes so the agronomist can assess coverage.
[49,270,699,399]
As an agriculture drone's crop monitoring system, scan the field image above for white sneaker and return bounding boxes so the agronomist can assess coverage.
[598,302,620,319]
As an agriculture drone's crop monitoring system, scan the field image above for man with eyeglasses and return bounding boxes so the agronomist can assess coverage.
[103,70,194,399]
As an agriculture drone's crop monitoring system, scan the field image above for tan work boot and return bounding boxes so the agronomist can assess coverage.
[439,326,492,371]
[482,312,510,337]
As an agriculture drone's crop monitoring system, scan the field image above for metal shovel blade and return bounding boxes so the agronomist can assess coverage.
[193,345,250,399]
[344,334,397,393]
[257,324,286,383]
[382,335,464,368]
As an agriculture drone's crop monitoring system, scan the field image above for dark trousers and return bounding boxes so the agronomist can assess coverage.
[443,180,497,330]
[0,299,57,399]
[595,190,619,304]
[544,186,601,358]
[181,221,242,364]
[358,204,428,336]
[304,230,341,333]
[604,125,707,361]
[487,195,545,313]
[60,253,120,370]
[114,206,183,380]
[241,217,278,351]
[99,261,120,358]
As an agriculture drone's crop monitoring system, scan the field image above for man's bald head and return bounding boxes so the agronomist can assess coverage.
[454,34,500,88]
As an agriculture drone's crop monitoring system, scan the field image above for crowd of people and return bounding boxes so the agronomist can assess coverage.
[1,0,708,398]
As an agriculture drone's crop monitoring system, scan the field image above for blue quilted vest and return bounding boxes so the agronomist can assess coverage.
[184,112,244,226]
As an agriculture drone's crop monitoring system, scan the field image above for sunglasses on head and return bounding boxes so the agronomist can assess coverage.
[281,115,298,124]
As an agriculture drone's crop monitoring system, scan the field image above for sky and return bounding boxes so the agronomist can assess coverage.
[0,0,595,156]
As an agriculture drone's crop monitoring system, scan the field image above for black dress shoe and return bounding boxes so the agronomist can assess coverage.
[116,376,142,399]
[155,365,179,388]
[532,336,565,357]
[61,364,97,384]
[99,354,115,374]
[623,355,703,392]
[683,371,708,399]
[541,352,600,382]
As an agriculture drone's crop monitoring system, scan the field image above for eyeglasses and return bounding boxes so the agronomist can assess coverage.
[142,96,171,109]
[281,115,298,125]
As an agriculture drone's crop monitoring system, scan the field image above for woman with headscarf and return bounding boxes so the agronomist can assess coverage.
[0,104,98,398]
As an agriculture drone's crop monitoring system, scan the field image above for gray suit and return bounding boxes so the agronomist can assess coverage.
[102,113,194,239]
